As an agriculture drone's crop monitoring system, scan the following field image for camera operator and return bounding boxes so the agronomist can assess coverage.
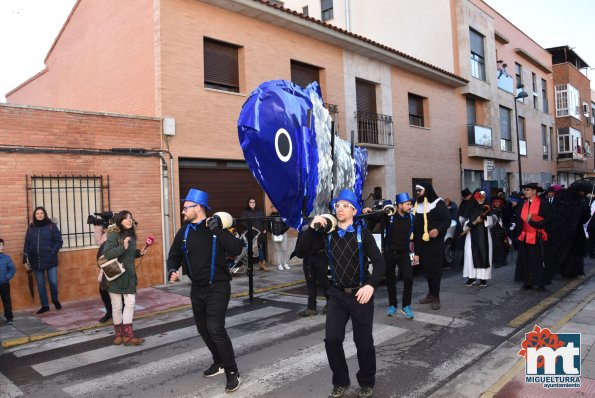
[87,211,114,323]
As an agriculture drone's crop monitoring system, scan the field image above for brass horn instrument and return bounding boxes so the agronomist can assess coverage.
[211,212,235,229]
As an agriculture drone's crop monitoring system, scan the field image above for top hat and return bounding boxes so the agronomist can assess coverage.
[330,189,361,214]
[521,183,544,193]
[461,188,472,197]
[182,188,211,209]
[395,192,413,205]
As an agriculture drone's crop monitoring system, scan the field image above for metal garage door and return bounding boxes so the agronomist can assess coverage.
[179,159,265,221]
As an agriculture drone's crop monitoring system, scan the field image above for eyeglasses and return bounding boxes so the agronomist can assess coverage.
[522,188,533,192]
[334,203,355,210]
[182,204,199,212]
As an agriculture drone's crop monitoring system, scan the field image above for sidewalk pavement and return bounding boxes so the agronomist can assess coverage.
[431,269,595,398]
[0,261,305,351]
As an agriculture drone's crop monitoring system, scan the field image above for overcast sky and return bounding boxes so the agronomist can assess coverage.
[0,0,592,102]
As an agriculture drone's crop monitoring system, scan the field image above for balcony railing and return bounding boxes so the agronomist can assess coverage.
[467,124,492,147]
[354,111,394,147]
[558,151,585,160]
[496,71,514,94]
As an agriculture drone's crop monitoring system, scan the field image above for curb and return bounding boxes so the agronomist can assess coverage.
[480,273,595,397]
[1,279,306,349]
[508,267,595,328]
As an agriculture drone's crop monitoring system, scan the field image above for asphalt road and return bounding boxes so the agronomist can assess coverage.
[1,255,593,398]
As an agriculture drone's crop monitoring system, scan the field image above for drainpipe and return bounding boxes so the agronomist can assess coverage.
[160,157,171,283]
[344,0,351,32]
[170,155,177,233]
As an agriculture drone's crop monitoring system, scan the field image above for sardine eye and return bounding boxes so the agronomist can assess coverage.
[275,128,292,162]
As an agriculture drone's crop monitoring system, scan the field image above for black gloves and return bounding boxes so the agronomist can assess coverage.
[207,215,223,232]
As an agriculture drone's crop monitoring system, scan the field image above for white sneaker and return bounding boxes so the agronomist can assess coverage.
[278,264,284,271]
[283,263,290,270]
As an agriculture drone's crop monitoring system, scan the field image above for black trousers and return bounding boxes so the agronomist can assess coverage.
[191,281,238,373]
[99,283,112,314]
[303,256,330,310]
[427,277,441,298]
[0,283,12,321]
[384,250,413,307]
[325,286,375,388]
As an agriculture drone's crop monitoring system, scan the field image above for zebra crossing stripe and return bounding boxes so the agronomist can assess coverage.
[185,324,407,398]
[62,313,326,396]
[410,312,471,328]
[262,293,472,329]
[257,292,315,305]
[33,306,289,377]
[11,299,246,358]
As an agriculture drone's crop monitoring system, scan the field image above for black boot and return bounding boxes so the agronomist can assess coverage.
[99,313,112,323]
[36,306,50,314]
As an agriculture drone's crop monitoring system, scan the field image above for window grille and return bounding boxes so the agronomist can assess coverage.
[27,175,110,248]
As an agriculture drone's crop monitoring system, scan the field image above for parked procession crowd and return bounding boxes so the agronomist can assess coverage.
[1,180,592,397]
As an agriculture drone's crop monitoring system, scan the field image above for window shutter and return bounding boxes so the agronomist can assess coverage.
[469,29,484,57]
[291,61,320,88]
[356,80,376,113]
[204,38,239,89]
[408,95,423,117]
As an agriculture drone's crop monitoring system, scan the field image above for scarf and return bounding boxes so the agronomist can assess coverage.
[518,199,547,244]
[413,197,430,241]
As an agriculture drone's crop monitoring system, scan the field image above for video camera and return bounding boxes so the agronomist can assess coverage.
[87,211,114,228]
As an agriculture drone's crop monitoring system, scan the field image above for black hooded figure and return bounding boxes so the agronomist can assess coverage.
[412,182,452,310]
[550,187,590,278]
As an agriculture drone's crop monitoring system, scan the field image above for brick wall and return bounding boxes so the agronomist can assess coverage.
[0,104,165,310]
[392,68,463,201]
[6,0,155,116]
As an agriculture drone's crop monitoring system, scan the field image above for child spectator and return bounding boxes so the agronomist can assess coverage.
[0,238,16,325]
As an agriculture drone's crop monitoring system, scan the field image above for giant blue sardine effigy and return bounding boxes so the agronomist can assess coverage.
[237,80,368,229]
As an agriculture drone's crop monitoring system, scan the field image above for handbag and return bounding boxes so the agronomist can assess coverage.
[97,255,126,281]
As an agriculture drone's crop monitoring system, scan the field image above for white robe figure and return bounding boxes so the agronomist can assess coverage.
[462,213,495,281]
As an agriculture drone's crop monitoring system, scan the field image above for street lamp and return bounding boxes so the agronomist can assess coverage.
[514,88,529,191]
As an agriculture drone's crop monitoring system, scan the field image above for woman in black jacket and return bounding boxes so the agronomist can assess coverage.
[240,198,268,271]
[23,206,63,314]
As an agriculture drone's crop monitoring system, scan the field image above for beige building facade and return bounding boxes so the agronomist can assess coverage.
[284,0,559,194]
[282,0,457,74]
